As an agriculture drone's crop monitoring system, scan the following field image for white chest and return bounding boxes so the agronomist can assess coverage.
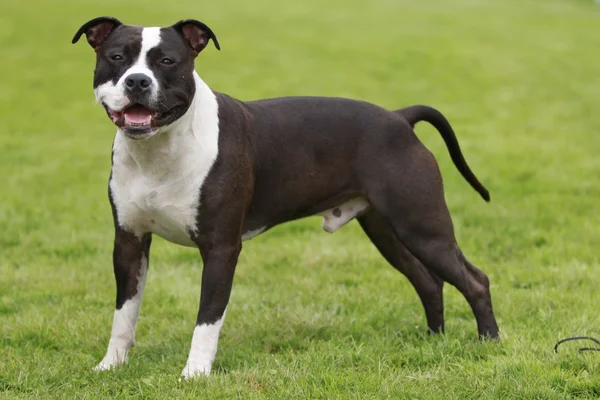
[110,163,204,247]
[109,74,220,247]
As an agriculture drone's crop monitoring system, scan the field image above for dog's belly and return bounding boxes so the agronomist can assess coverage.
[115,190,369,246]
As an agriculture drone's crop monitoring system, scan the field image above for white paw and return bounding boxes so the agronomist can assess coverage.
[180,360,213,379]
[93,361,116,372]
[93,350,128,372]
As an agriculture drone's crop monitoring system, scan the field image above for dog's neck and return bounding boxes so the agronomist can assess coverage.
[115,71,220,183]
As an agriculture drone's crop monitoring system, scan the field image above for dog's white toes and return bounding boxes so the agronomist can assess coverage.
[93,352,128,372]
[180,360,212,379]
[93,362,114,372]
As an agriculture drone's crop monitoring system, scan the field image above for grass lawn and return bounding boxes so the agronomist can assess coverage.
[1,0,600,398]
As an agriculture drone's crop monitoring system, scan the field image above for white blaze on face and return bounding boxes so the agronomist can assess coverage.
[94,27,162,112]
[121,28,161,102]
[94,255,148,371]
[181,311,227,378]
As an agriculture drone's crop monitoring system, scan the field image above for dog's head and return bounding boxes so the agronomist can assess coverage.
[72,17,220,139]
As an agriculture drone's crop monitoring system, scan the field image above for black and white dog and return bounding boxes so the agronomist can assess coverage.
[72,17,499,378]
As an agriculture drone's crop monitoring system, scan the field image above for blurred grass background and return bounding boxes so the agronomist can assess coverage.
[1,0,599,398]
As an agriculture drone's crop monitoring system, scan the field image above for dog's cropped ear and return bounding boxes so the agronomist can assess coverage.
[172,19,220,56]
[72,17,123,51]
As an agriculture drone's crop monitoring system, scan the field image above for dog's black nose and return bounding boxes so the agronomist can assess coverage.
[124,73,152,93]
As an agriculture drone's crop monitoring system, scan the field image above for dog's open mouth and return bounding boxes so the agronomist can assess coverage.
[104,103,188,138]
[122,104,154,128]
[105,103,157,135]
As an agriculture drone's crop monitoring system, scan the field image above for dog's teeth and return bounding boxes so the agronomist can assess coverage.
[127,122,151,127]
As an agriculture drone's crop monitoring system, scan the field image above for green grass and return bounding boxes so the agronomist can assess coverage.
[1,0,600,398]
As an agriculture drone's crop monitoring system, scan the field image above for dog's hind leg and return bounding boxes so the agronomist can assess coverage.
[364,142,499,338]
[357,209,445,334]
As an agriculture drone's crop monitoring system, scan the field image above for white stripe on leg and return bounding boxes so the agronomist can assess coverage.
[94,255,148,371]
[181,310,227,378]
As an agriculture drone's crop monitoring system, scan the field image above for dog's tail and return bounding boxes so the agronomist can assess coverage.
[396,105,490,202]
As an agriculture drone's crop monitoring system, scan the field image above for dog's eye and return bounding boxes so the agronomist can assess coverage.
[160,57,174,65]
[110,54,124,61]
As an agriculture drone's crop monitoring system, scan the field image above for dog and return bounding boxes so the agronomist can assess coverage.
[72,16,499,379]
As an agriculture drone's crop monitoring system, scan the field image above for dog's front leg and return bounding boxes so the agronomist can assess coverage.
[181,240,241,379]
[94,230,152,371]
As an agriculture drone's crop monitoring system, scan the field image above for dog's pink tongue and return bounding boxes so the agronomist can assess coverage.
[124,105,152,124]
